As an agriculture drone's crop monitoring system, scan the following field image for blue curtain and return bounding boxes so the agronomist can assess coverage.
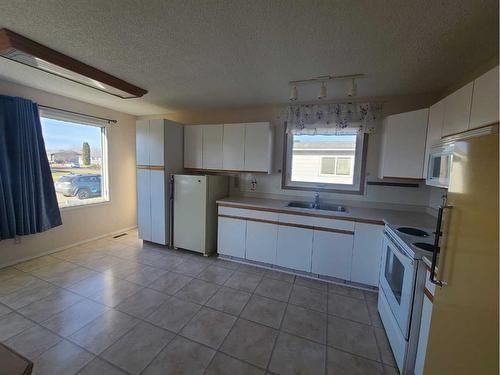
[0,95,62,240]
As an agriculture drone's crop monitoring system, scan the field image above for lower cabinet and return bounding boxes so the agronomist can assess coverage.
[350,223,384,286]
[245,221,278,264]
[276,225,313,272]
[414,293,432,375]
[311,230,354,280]
[217,217,246,258]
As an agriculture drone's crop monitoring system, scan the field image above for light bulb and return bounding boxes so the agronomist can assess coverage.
[289,86,298,101]
[318,82,327,99]
[348,78,357,97]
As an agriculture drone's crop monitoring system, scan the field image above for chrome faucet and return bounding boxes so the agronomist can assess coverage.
[313,192,320,209]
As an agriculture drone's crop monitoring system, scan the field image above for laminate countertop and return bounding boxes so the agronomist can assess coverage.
[217,196,437,228]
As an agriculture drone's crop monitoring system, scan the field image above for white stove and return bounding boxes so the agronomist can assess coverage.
[384,224,435,260]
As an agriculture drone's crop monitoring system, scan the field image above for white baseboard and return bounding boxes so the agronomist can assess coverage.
[0,226,137,269]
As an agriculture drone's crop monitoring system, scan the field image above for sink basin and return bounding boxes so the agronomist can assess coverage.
[287,201,347,213]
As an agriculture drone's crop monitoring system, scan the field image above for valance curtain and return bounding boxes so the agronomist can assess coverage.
[0,95,62,240]
[286,102,383,135]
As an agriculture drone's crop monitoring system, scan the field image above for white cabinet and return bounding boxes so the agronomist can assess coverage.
[136,168,151,241]
[311,230,354,280]
[469,65,499,130]
[244,123,273,173]
[217,217,247,258]
[415,272,434,375]
[350,223,384,286]
[222,123,245,170]
[150,170,165,244]
[379,108,429,179]
[442,82,473,136]
[202,125,223,169]
[245,221,278,264]
[149,120,165,166]
[136,120,150,166]
[184,125,203,168]
[276,225,313,272]
[422,100,445,178]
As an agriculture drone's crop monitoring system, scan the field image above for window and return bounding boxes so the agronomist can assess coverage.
[40,114,109,208]
[283,133,366,193]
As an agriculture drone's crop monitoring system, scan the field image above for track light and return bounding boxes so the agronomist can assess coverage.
[318,82,327,99]
[289,86,298,101]
[347,78,357,97]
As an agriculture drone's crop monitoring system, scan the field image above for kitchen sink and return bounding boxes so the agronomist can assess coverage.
[287,201,347,213]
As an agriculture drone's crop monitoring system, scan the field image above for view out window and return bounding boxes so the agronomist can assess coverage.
[283,133,366,193]
[40,116,108,208]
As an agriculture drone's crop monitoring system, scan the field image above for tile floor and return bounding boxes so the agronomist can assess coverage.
[0,229,399,375]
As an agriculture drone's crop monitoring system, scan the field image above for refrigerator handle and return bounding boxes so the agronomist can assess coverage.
[168,175,175,248]
[430,204,452,286]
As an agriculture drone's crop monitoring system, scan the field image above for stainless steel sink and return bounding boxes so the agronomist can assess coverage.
[287,201,347,213]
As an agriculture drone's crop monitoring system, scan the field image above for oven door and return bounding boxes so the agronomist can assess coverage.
[379,233,417,339]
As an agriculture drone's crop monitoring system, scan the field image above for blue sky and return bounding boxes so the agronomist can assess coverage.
[40,117,101,151]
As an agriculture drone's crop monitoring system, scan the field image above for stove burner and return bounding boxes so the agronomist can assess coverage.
[397,227,429,237]
[413,242,435,252]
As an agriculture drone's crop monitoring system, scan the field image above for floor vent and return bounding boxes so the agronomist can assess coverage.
[113,233,128,239]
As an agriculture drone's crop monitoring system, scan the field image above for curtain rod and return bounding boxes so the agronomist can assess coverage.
[38,104,118,124]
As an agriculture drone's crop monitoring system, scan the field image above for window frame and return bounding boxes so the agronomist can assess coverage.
[281,131,368,195]
[39,112,110,210]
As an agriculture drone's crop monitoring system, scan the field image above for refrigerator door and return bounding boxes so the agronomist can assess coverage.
[173,175,207,253]
[424,130,498,374]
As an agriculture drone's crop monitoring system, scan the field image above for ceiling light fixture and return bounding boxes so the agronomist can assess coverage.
[289,85,298,101]
[318,82,327,100]
[0,28,147,99]
[288,73,364,101]
[347,78,357,97]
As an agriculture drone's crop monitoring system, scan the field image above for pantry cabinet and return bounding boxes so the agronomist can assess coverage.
[311,230,354,280]
[441,82,473,136]
[469,65,499,130]
[350,223,384,286]
[276,225,313,272]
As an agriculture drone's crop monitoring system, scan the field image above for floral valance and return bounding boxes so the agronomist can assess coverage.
[286,102,383,135]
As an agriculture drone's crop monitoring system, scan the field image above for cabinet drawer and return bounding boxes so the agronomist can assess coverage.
[311,217,354,232]
[279,213,316,227]
[218,206,279,221]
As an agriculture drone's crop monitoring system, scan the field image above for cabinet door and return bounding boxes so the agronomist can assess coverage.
[311,230,354,280]
[442,82,473,136]
[150,170,166,245]
[244,123,272,173]
[218,217,246,258]
[350,223,383,286]
[246,221,278,264]
[202,125,223,169]
[469,65,499,130]
[223,124,245,170]
[423,100,445,178]
[136,120,149,166]
[379,108,429,179]
[136,168,151,241]
[414,294,433,375]
[184,125,203,168]
[276,225,313,272]
[149,119,165,166]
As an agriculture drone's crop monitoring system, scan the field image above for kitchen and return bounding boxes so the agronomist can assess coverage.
[0,2,498,375]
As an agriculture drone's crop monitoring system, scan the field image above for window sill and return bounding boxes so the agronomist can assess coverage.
[59,199,112,212]
[282,184,364,195]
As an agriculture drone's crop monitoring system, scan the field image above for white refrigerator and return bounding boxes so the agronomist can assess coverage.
[172,174,229,255]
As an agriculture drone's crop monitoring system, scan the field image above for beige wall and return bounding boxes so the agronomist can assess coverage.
[0,80,137,267]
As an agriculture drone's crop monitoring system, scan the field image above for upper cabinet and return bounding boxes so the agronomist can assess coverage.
[379,108,429,179]
[184,122,273,173]
[469,66,499,130]
[422,100,445,178]
[441,82,473,137]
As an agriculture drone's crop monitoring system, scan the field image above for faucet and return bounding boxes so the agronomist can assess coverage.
[313,192,320,209]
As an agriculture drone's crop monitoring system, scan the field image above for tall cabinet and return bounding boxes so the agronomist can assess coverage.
[136,119,183,245]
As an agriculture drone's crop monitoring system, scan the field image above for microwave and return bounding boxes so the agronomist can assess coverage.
[426,143,454,188]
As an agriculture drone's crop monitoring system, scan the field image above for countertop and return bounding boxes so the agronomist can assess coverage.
[217,196,437,228]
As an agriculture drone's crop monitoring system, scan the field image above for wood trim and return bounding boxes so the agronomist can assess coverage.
[136,165,165,170]
[184,167,269,174]
[424,287,434,303]
[218,202,385,225]
[0,28,147,98]
[218,214,355,235]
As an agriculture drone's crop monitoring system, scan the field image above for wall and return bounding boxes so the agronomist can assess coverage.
[145,93,439,210]
[0,80,137,267]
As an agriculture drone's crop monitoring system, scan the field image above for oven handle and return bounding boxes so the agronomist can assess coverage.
[430,204,452,286]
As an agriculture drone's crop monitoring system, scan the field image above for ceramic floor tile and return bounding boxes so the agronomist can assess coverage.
[5,325,61,360]
[366,299,383,328]
[205,286,251,316]
[149,271,193,295]
[295,276,329,292]
[197,265,234,285]
[0,267,26,283]
[0,273,40,296]
[116,288,168,319]
[289,284,328,313]
[32,340,94,375]
[0,280,59,309]
[328,283,366,300]
[69,310,138,354]
[124,265,167,286]
[328,293,371,324]
[205,352,265,375]
[42,266,99,287]
[254,277,293,302]
[0,311,36,340]
[220,318,278,368]
[269,332,326,375]
[175,279,219,304]
[213,258,240,270]
[383,365,400,375]
[237,263,267,275]
[180,307,236,349]
[224,270,263,293]
[281,304,327,344]
[77,357,128,375]
[240,295,286,329]
[327,346,384,375]
[0,303,12,318]
[18,290,83,323]
[174,259,208,277]
[327,316,380,362]
[66,273,114,297]
[31,261,79,280]
[264,269,295,283]
[101,321,175,375]
[88,279,143,307]
[142,336,215,375]
[14,255,63,272]
[374,327,397,367]
[145,296,200,332]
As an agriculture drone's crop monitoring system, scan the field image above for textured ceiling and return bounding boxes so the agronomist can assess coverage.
[0,0,498,115]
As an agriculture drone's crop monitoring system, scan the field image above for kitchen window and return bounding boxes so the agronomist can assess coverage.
[39,110,109,208]
[283,132,366,193]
